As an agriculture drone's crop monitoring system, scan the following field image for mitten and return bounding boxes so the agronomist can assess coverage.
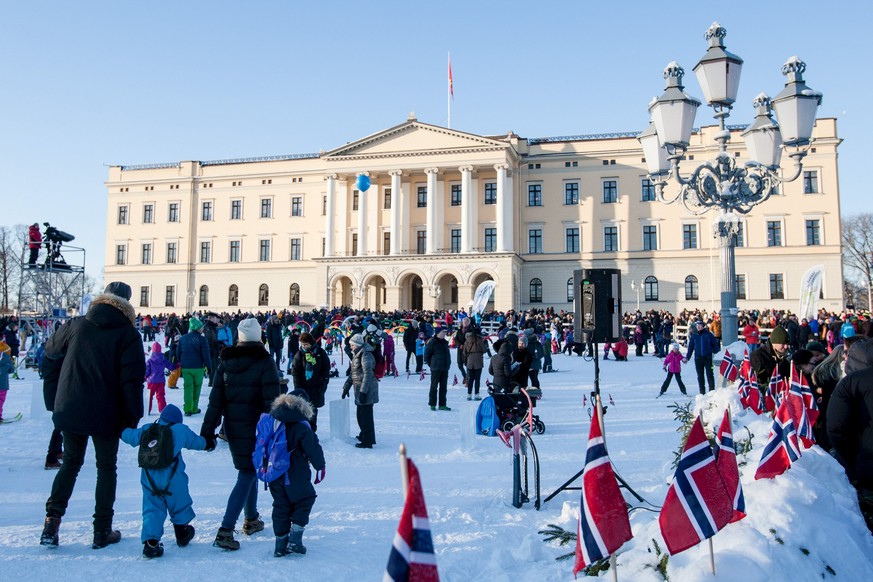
[314,467,326,484]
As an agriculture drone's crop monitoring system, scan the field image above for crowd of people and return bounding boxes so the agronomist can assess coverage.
[3,294,873,554]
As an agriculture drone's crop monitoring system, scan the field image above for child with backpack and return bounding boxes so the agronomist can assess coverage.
[254,392,325,557]
[121,404,207,558]
[145,342,173,415]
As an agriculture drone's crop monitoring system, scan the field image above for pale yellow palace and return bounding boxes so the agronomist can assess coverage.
[104,114,842,315]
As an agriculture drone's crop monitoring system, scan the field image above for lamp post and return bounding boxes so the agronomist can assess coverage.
[631,280,641,312]
[640,22,822,345]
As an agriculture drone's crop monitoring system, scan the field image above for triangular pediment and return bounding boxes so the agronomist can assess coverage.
[324,120,510,160]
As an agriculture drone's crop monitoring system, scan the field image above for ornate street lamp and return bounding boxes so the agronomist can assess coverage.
[640,22,822,345]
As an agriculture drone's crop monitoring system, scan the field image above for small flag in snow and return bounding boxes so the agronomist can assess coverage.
[719,349,739,382]
[715,410,746,522]
[659,416,734,555]
[384,458,439,582]
[573,407,632,574]
[754,399,802,480]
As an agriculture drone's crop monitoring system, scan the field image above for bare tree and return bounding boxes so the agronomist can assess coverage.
[841,213,873,310]
[0,225,26,313]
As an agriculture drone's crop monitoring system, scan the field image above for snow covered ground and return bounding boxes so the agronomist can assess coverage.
[1,337,872,581]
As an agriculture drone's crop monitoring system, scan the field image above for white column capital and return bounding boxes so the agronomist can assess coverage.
[494,163,509,172]
[325,173,339,181]
[424,167,440,175]
[388,169,404,177]
[458,165,474,174]
[356,171,370,178]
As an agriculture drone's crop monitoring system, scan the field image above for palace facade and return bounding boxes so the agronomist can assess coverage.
[104,115,843,315]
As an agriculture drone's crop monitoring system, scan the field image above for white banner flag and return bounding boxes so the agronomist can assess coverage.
[470,280,496,315]
[798,265,824,321]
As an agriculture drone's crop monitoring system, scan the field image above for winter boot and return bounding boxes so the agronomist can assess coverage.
[287,524,306,555]
[40,515,61,547]
[274,535,289,557]
[213,527,240,551]
[173,523,195,547]
[142,539,164,559]
[242,515,265,535]
[92,528,121,549]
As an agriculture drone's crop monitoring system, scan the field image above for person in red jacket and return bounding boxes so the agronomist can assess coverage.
[742,319,760,353]
[28,223,42,266]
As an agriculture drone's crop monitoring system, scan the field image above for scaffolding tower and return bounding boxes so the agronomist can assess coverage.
[17,239,86,346]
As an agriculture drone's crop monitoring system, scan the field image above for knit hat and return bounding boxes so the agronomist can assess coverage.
[367,323,378,333]
[103,281,132,300]
[152,342,162,353]
[434,327,446,336]
[160,404,183,425]
[350,334,365,347]
[768,326,788,345]
[842,326,856,339]
[806,341,826,354]
[671,342,681,351]
[299,332,315,345]
[187,317,203,332]
[792,349,814,367]
[238,318,262,343]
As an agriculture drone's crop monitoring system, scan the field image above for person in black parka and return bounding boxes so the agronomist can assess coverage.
[201,317,281,551]
[290,332,330,432]
[40,282,146,550]
[267,392,325,557]
[424,327,452,410]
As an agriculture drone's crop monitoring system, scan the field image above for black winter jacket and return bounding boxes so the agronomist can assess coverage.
[201,343,282,471]
[42,293,145,437]
[270,393,325,501]
[488,341,514,391]
[424,336,451,372]
[290,346,331,408]
[827,368,873,487]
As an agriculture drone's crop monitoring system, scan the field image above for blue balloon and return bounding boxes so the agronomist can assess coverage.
[355,174,371,192]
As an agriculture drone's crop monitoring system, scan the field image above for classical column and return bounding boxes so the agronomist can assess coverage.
[495,164,508,252]
[357,173,368,256]
[324,174,337,257]
[460,166,473,252]
[389,170,403,255]
[337,178,349,255]
[425,168,439,254]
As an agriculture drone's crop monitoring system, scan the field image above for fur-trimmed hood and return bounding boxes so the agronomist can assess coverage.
[86,293,136,326]
[270,392,314,423]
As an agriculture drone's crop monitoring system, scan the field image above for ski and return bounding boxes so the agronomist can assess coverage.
[0,412,24,424]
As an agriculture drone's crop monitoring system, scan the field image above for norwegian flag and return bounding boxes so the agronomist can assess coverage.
[420,371,426,381]
[658,416,734,555]
[755,399,802,479]
[715,410,746,523]
[739,349,751,380]
[452,374,458,387]
[766,369,786,413]
[719,350,739,382]
[738,367,763,414]
[384,458,439,582]
[573,408,632,574]
[786,364,818,447]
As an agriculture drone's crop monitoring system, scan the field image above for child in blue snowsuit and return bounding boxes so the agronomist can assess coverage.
[121,404,206,558]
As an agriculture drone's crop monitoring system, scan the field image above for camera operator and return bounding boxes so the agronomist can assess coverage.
[28,223,41,266]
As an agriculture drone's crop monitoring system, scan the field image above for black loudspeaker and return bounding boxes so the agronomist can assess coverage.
[573,269,622,343]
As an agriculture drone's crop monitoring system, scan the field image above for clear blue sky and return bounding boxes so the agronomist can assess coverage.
[1,1,867,279]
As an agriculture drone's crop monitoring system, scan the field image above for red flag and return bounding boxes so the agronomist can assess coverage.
[719,349,739,382]
[384,459,440,582]
[715,410,746,523]
[755,399,802,480]
[574,409,632,574]
[659,416,733,555]
[448,54,454,100]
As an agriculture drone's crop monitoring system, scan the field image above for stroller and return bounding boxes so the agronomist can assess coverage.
[488,384,545,434]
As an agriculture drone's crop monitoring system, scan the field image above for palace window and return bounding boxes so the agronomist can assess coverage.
[803,170,819,194]
[168,203,179,222]
[231,199,242,220]
[229,240,240,263]
[806,219,821,246]
[644,276,658,301]
[228,284,239,307]
[767,221,782,247]
[166,242,177,264]
[118,205,129,225]
[565,227,579,253]
[685,275,699,300]
[199,285,209,307]
[770,274,784,299]
[451,184,462,206]
[683,224,697,249]
[165,286,175,307]
[604,226,618,251]
[529,278,543,303]
[290,238,302,261]
[602,180,617,203]
[528,184,542,207]
[643,225,658,251]
[201,201,213,221]
[258,284,269,306]
[143,204,154,224]
[484,228,496,252]
[565,182,579,205]
[484,182,497,205]
[641,178,656,202]
[528,229,543,254]
[141,243,152,265]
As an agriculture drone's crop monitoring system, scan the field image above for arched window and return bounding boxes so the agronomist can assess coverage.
[566,277,574,302]
[198,285,209,307]
[644,276,658,301]
[685,275,699,301]
[289,283,300,306]
[258,284,269,306]
[228,284,239,307]
[530,278,543,303]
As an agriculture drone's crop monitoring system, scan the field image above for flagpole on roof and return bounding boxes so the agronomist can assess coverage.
[399,443,409,500]
[448,51,452,129]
